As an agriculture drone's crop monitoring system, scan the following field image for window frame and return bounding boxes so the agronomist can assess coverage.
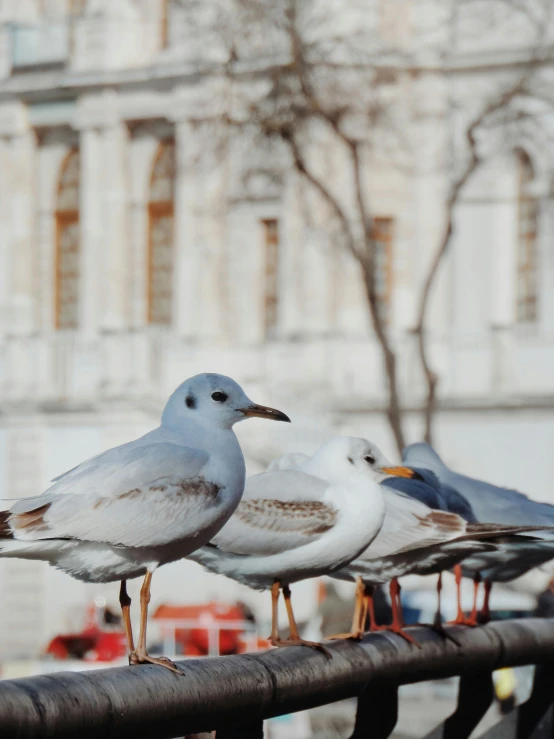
[54,148,80,330]
[261,218,280,339]
[147,139,176,326]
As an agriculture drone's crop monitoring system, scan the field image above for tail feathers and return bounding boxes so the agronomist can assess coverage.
[461,523,554,543]
[0,538,60,560]
[0,510,13,539]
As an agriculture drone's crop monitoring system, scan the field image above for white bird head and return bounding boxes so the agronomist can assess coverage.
[162,373,291,431]
[304,436,421,485]
[353,440,422,483]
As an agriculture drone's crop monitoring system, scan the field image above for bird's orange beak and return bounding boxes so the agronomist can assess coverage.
[381,466,419,479]
[238,404,291,422]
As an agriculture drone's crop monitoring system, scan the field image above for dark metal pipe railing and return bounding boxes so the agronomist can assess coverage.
[1,619,554,739]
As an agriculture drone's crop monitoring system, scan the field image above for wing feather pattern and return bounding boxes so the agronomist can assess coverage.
[210,469,336,556]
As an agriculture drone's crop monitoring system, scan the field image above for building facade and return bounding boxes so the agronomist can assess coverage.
[0,0,554,659]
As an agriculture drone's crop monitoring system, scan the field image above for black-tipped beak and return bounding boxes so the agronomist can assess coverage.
[239,404,291,423]
[381,466,423,480]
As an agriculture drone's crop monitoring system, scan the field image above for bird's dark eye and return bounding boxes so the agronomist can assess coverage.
[211,391,228,402]
[364,455,375,465]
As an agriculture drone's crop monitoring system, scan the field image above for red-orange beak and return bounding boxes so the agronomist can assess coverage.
[381,465,420,479]
[238,404,291,423]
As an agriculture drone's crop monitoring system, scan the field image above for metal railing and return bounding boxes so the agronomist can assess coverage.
[1,618,554,739]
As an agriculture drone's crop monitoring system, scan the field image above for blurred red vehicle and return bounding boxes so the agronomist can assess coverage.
[44,599,267,663]
[153,601,249,655]
[45,626,127,662]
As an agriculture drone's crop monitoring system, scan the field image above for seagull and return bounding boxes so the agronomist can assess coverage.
[272,441,542,644]
[0,373,290,672]
[403,442,554,624]
[189,437,388,653]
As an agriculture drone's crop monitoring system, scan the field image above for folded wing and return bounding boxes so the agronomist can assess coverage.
[211,470,336,555]
[7,442,211,548]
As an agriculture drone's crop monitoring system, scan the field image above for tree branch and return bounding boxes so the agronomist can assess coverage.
[413,74,531,443]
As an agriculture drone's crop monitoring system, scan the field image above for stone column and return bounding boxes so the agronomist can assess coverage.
[77,124,102,336]
[100,117,129,331]
[75,94,111,338]
[0,102,37,336]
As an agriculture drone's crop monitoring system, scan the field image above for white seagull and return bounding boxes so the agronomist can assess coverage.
[189,437,387,652]
[0,373,290,672]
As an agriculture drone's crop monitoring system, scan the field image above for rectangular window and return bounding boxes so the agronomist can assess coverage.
[372,217,394,324]
[148,203,174,325]
[262,219,279,338]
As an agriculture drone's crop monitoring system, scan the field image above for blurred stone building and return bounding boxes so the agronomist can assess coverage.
[0,0,553,659]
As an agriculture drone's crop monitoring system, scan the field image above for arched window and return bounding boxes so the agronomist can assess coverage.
[55,149,80,329]
[148,139,175,325]
[516,150,538,323]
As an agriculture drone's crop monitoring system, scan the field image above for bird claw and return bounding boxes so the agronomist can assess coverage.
[129,651,185,675]
[374,626,421,648]
[270,637,332,658]
[447,616,478,627]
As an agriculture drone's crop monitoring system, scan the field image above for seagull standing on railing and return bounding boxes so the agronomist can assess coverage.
[403,442,554,624]
[189,437,388,653]
[0,373,290,673]
[271,441,543,643]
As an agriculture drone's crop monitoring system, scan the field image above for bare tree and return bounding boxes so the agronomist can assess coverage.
[176,0,554,452]
[186,0,415,452]
[413,0,553,443]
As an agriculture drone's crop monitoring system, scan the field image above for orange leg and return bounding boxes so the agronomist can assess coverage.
[268,580,281,642]
[365,585,381,631]
[328,576,366,640]
[129,570,183,674]
[271,583,330,656]
[480,579,493,624]
[372,579,420,646]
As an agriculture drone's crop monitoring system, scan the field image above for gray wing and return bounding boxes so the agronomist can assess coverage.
[381,468,445,510]
[8,442,211,547]
[463,539,554,581]
[359,490,466,560]
[403,442,554,527]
